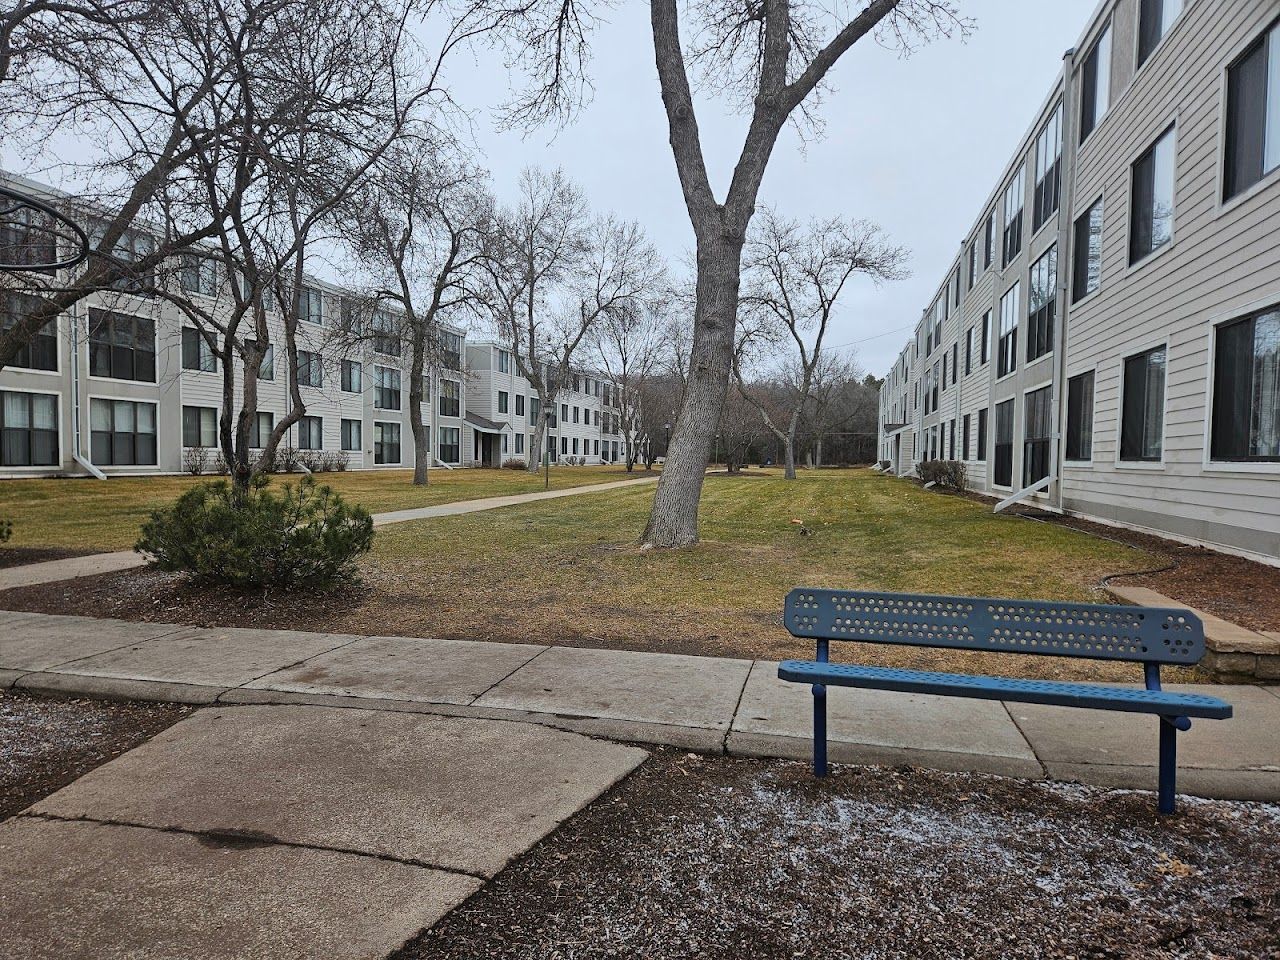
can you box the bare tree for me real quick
[592,293,671,472]
[345,143,492,484]
[733,209,905,478]
[474,0,965,545]
[480,167,663,471]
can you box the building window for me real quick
[1079,23,1112,143]
[1072,198,1104,303]
[438,379,460,417]
[246,340,274,381]
[1224,18,1280,201]
[498,349,511,373]
[962,414,971,461]
[340,419,360,453]
[1,391,58,466]
[297,350,323,388]
[374,421,401,464]
[250,411,273,448]
[88,310,155,382]
[560,435,568,455]
[181,327,217,372]
[1033,103,1063,232]
[179,254,219,297]
[371,310,400,357]
[373,365,401,411]
[980,311,991,365]
[515,394,525,417]
[993,399,1014,486]
[967,243,977,289]
[1066,372,1095,461]
[296,286,323,325]
[529,396,540,425]
[1211,306,1279,461]
[1137,0,1183,70]
[977,407,988,461]
[1023,386,1052,487]
[182,405,217,448]
[1130,125,1176,265]
[298,415,323,450]
[997,283,1020,378]
[572,436,579,455]
[983,212,994,269]
[951,343,958,385]
[1027,245,1057,363]
[1120,346,1167,461]
[341,359,362,393]
[438,425,459,463]
[1,293,57,372]
[90,398,156,465]
[515,432,524,454]
[0,207,56,274]
[498,390,508,414]
[439,330,462,370]
[1002,166,1025,267]
[964,328,974,376]
[89,226,156,295]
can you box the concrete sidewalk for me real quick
[0,474,658,591]
[3,610,1278,801]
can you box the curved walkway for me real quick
[2,610,1277,802]
[0,475,658,592]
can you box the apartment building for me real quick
[465,341,630,466]
[878,0,1280,564]
[0,171,482,476]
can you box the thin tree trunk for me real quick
[642,236,740,547]
[784,437,796,480]
[410,383,429,485]
[527,398,546,471]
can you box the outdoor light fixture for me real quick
[543,404,554,490]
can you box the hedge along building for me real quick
[878,0,1280,566]
[0,169,477,476]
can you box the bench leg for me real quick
[812,683,828,777]
[1158,718,1177,815]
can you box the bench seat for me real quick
[778,660,1233,719]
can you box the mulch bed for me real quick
[0,546,97,570]
[0,690,193,820]
[399,750,1280,960]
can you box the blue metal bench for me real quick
[778,589,1233,814]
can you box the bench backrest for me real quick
[785,589,1205,664]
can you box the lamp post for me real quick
[543,404,553,490]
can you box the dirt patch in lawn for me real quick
[0,567,1208,684]
[0,546,96,570]
[399,751,1280,960]
[0,690,192,819]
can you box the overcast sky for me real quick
[447,0,1098,376]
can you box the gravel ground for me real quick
[401,752,1280,960]
[0,690,192,819]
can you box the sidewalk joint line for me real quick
[721,660,755,756]
[1000,700,1047,778]
[223,632,370,698]
[469,644,553,705]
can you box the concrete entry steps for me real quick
[0,705,647,960]
[2,610,1278,802]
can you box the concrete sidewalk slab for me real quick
[476,645,753,730]
[31,705,647,877]
[247,634,546,705]
[369,476,657,526]
[729,661,1042,778]
[0,614,184,671]
[0,550,144,591]
[0,818,478,960]
[46,626,356,687]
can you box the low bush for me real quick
[317,451,348,472]
[137,474,374,590]
[502,457,527,470]
[916,459,968,491]
[183,447,210,476]
[0,519,11,543]
[274,445,301,473]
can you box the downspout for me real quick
[1052,45,1081,512]
[68,300,106,479]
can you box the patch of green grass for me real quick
[366,470,1162,673]
[0,465,644,551]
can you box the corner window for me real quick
[1120,346,1167,461]
[1137,0,1184,70]
[1211,306,1279,461]
[1066,372,1095,461]
[1033,103,1063,232]
[1130,126,1176,265]
[997,283,1020,378]
[1072,199,1104,303]
[1002,167,1026,267]
[1224,18,1280,201]
[1079,23,1112,143]
[1027,245,1057,363]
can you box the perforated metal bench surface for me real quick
[777,588,1234,814]
[776,661,1232,719]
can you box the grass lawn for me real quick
[0,465,643,551]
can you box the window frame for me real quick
[1079,21,1113,145]
[297,415,323,451]
[374,420,402,465]
[0,388,60,467]
[1071,196,1105,304]
[1128,123,1178,268]
[1205,303,1280,467]
[1136,0,1186,74]
[1065,370,1096,463]
[1117,343,1169,466]
[1221,15,1280,204]
[1026,244,1057,364]
[181,405,218,448]
[997,283,1020,380]
[87,309,156,384]
[88,396,157,466]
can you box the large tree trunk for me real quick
[526,403,546,472]
[784,437,797,480]
[410,385,429,486]
[641,235,741,547]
